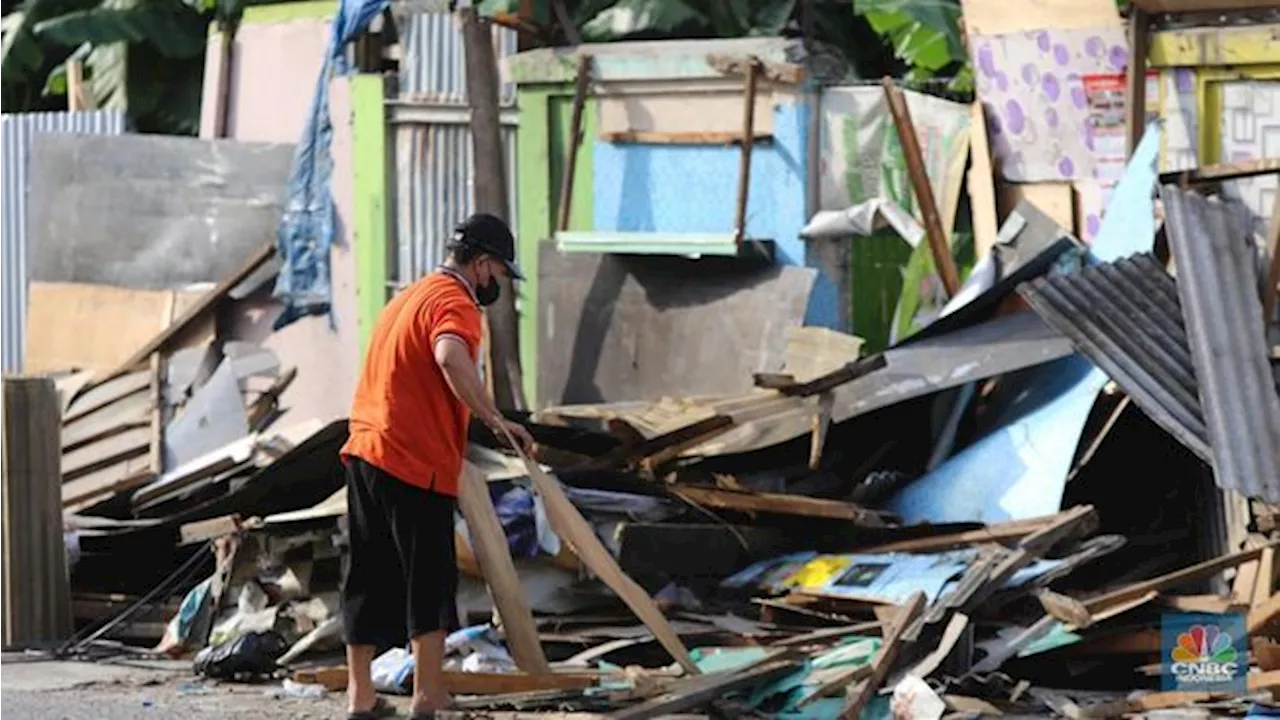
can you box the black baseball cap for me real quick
[455,212,523,280]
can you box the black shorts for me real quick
[341,457,460,648]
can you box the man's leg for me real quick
[409,630,451,713]
[341,458,406,716]
[390,482,460,716]
[346,644,378,713]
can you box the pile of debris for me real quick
[39,142,1280,718]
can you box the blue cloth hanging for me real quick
[272,0,390,329]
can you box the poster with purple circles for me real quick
[971,26,1129,183]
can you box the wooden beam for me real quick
[707,54,804,84]
[1105,670,1280,714]
[1162,157,1280,186]
[838,593,926,719]
[179,514,242,545]
[732,57,761,247]
[496,427,701,675]
[1250,592,1280,635]
[1125,8,1150,158]
[457,462,552,675]
[600,131,772,146]
[853,514,1059,554]
[556,55,591,233]
[769,621,883,648]
[1084,543,1278,614]
[608,658,798,720]
[671,485,886,527]
[808,390,833,470]
[881,77,961,296]
[461,7,526,411]
[776,354,887,398]
[293,666,602,695]
[968,102,1000,259]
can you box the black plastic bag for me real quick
[193,631,289,680]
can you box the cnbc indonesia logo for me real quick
[1169,624,1240,685]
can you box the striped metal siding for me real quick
[1,110,126,373]
[1161,185,1280,503]
[400,12,518,107]
[393,11,520,286]
[394,121,518,285]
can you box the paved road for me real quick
[1,658,359,719]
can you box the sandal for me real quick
[347,696,396,720]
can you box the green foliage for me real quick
[853,0,970,90]
[2,0,272,133]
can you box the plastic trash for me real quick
[272,679,327,700]
[193,630,289,680]
[371,647,415,694]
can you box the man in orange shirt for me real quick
[339,212,534,719]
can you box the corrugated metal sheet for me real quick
[1,110,125,373]
[393,121,518,285]
[1161,184,1280,503]
[1018,253,1210,461]
[399,11,518,106]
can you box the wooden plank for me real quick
[497,428,701,675]
[959,0,1119,35]
[55,371,95,416]
[837,593,926,719]
[1125,8,1150,158]
[63,371,152,423]
[707,54,803,84]
[148,354,163,475]
[769,621,882,648]
[1161,595,1242,614]
[961,506,1098,613]
[1250,592,1280,635]
[671,485,886,527]
[1163,157,1280,186]
[1131,0,1280,14]
[25,283,204,376]
[1256,547,1276,607]
[600,131,771,145]
[1115,669,1280,713]
[1084,543,1278,614]
[457,462,552,675]
[998,183,1075,235]
[293,666,602,695]
[733,57,760,247]
[61,426,152,480]
[179,514,242,545]
[100,243,276,383]
[557,55,591,233]
[882,77,960,296]
[853,515,1057,554]
[61,390,151,451]
[969,103,1000,259]
[908,612,970,679]
[808,391,833,470]
[589,416,732,472]
[1234,557,1261,606]
[608,658,797,720]
[776,354,887,398]
[61,455,153,508]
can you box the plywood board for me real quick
[969,103,1001,259]
[998,183,1075,236]
[598,90,775,137]
[25,283,206,375]
[960,0,1121,36]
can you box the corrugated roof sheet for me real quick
[1161,185,1280,502]
[1018,253,1211,461]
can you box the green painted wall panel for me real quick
[515,85,594,407]
[350,74,389,355]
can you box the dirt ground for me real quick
[0,656,374,720]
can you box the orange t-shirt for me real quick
[340,271,482,496]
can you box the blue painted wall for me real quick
[591,99,840,329]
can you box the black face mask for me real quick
[476,277,501,306]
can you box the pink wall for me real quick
[203,16,360,424]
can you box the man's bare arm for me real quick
[434,336,534,453]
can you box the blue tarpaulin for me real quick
[272,0,390,328]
